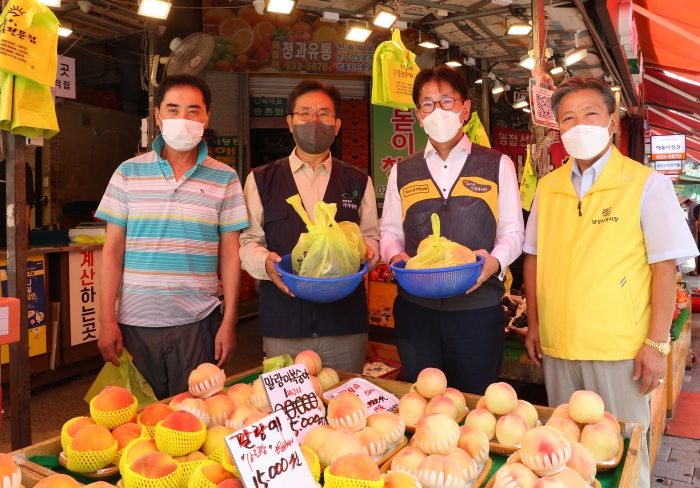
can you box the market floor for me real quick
[0,316,265,453]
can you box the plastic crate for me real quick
[342,100,368,118]
[342,134,369,152]
[343,118,369,134]
[343,151,369,168]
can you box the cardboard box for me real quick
[367,341,401,364]
[76,86,97,105]
[368,281,397,328]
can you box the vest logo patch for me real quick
[463,179,491,193]
[592,207,618,224]
[402,184,430,197]
[341,190,359,210]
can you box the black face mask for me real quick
[292,120,337,155]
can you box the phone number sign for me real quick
[651,134,686,162]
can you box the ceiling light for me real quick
[373,10,397,28]
[550,66,564,75]
[523,107,531,113]
[138,0,171,19]
[267,0,295,13]
[611,85,621,92]
[418,31,439,49]
[492,81,504,95]
[564,47,587,66]
[58,23,72,36]
[512,98,529,109]
[345,21,371,42]
[507,23,532,36]
[519,54,535,70]
[446,60,461,67]
[38,0,60,6]
[475,79,483,84]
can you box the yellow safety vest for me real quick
[536,146,654,360]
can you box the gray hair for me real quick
[550,77,616,122]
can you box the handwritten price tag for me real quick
[261,364,326,444]
[323,378,400,414]
[225,413,317,488]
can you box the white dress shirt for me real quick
[523,146,699,264]
[379,135,525,279]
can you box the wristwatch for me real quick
[644,338,671,356]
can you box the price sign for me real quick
[225,413,317,488]
[651,134,686,162]
[323,378,400,414]
[261,365,326,443]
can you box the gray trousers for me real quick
[543,355,650,488]
[263,333,368,374]
[119,311,219,400]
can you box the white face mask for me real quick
[159,116,207,152]
[561,116,613,161]
[421,107,464,143]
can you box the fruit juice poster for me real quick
[0,254,46,329]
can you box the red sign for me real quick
[491,126,569,181]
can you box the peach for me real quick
[113,423,143,450]
[226,383,253,406]
[532,477,570,488]
[520,426,571,477]
[329,453,381,481]
[131,451,178,478]
[566,441,597,484]
[475,397,487,410]
[226,404,261,430]
[445,448,478,483]
[599,411,621,437]
[398,392,428,426]
[464,409,497,440]
[205,395,236,427]
[316,367,340,391]
[568,391,604,425]
[250,378,271,412]
[93,386,134,412]
[425,395,457,420]
[177,398,211,427]
[514,400,539,429]
[188,363,226,398]
[139,403,175,427]
[414,455,464,488]
[187,451,208,461]
[301,425,335,456]
[580,423,619,462]
[484,382,518,415]
[493,463,539,488]
[366,412,406,447]
[327,392,368,432]
[507,451,522,465]
[243,412,270,427]
[355,426,387,459]
[550,404,573,421]
[545,416,581,444]
[84,482,116,488]
[391,447,427,476]
[415,368,447,399]
[66,417,96,437]
[294,350,323,376]
[126,439,158,464]
[414,413,460,455]
[318,428,364,468]
[217,480,245,488]
[34,474,81,488]
[552,467,587,488]
[201,426,235,456]
[0,453,20,488]
[457,425,490,466]
[201,463,235,484]
[161,410,205,433]
[310,375,324,396]
[496,413,530,446]
[169,392,196,410]
[71,425,115,452]
[442,388,467,418]
[382,471,422,488]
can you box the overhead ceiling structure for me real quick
[55,0,146,45]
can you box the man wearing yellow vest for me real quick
[523,77,698,487]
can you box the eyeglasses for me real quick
[418,97,465,113]
[292,111,336,123]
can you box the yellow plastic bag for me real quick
[405,214,476,269]
[262,354,293,373]
[464,111,491,148]
[372,29,419,110]
[84,349,158,408]
[0,0,59,86]
[520,148,537,211]
[0,71,59,138]
[287,194,366,278]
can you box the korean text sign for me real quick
[651,134,686,162]
[323,377,399,414]
[51,55,75,99]
[68,250,101,345]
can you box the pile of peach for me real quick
[398,368,468,426]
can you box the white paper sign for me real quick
[68,250,102,346]
[51,56,76,99]
[261,365,326,443]
[323,378,400,414]
[225,412,316,488]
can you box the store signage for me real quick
[51,56,76,99]
[250,97,287,118]
[0,253,47,330]
[651,134,686,162]
[68,250,102,346]
[214,136,238,168]
[225,412,316,488]
[323,378,399,414]
[260,364,326,443]
[492,126,567,180]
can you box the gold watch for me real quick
[644,338,671,356]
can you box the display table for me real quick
[9,367,645,488]
[667,308,692,418]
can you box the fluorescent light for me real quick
[267,0,294,13]
[523,107,531,113]
[550,66,564,75]
[58,26,72,36]
[492,81,504,95]
[565,47,587,66]
[373,11,397,28]
[512,98,528,109]
[138,0,171,19]
[446,60,461,67]
[663,71,700,87]
[507,23,532,36]
[418,31,439,49]
[475,79,483,84]
[611,85,621,92]
[519,54,535,70]
[345,24,371,42]
[39,0,60,6]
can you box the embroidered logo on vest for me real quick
[592,206,618,224]
[341,189,359,210]
[402,184,430,197]
[462,179,492,193]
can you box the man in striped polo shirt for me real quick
[95,75,249,399]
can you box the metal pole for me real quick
[614,90,621,149]
[531,0,546,145]
[147,19,156,150]
[6,133,31,450]
[481,58,490,140]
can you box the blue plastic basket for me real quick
[389,256,485,299]
[274,254,369,303]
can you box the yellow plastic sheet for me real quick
[405,214,476,269]
[0,71,58,138]
[464,111,491,148]
[520,148,537,212]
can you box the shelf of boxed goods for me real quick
[667,306,692,418]
[9,367,645,488]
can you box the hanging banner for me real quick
[51,55,75,99]
[68,249,102,346]
[492,126,568,181]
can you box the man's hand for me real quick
[214,321,237,368]
[97,317,123,367]
[466,250,500,294]
[525,322,543,367]
[265,252,295,297]
[389,252,410,265]
[633,344,668,395]
[364,238,380,269]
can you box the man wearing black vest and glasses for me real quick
[240,80,380,373]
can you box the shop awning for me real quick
[644,70,700,115]
[633,0,700,76]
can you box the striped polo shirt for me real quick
[95,135,249,327]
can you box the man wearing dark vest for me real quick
[379,67,524,394]
[240,80,380,373]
